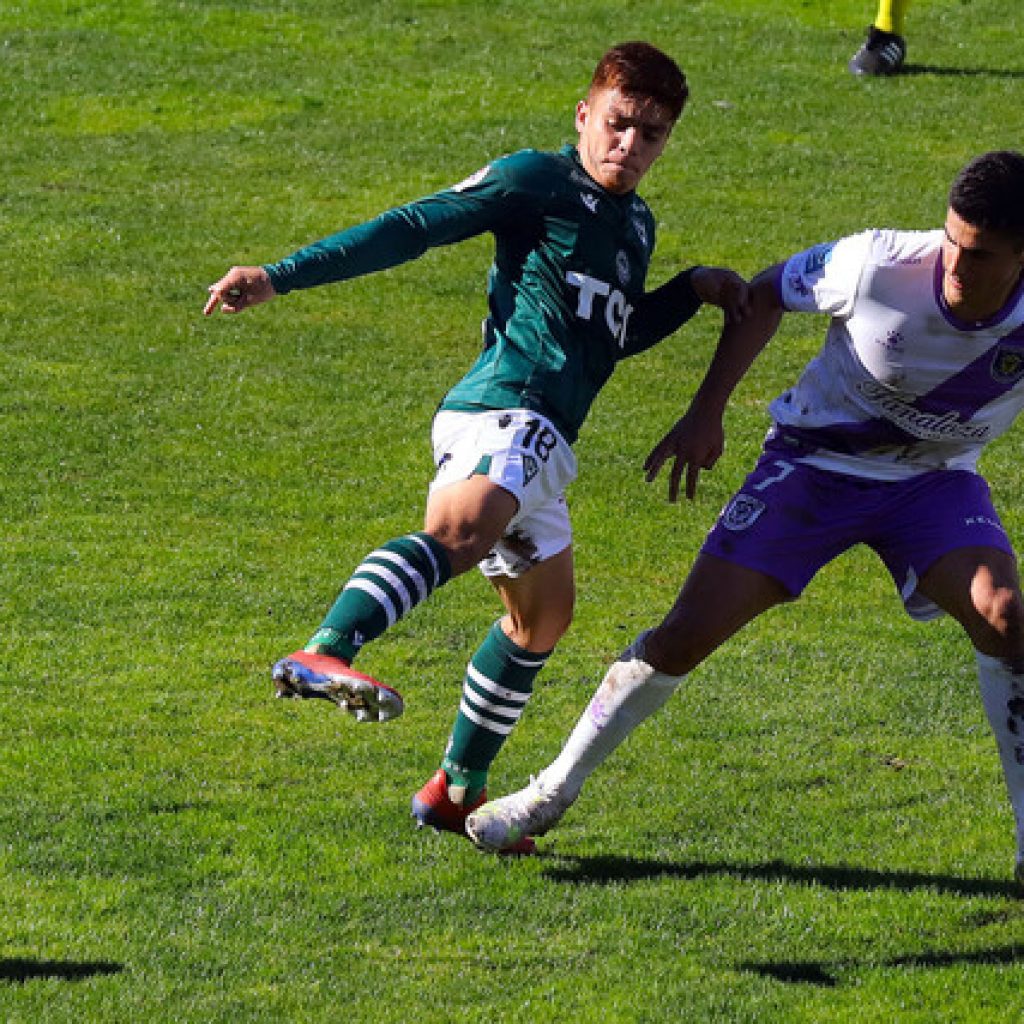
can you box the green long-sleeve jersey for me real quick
[265,145,703,443]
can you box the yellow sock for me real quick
[874,0,912,36]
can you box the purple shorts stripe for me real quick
[701,450,1014,612]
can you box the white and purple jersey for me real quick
[771,229,1024,480]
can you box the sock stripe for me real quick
[461,691,522,727]
[464,684,528,724]
[408,532,444,585]
[343,578,400,627]
[367,550,430,602]
[353,560,417,613]
[508,650,549,669]
[457,698,518,736]
[466,663,533,705]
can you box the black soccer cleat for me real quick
[848,25,907,76]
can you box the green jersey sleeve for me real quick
[263,161,525,294]
[620,267,703,357]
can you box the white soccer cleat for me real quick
[465,775,578,853]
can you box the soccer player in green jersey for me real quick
[204,41,749,853]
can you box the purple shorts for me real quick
[701,448,1015,621]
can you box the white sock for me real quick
[539,632,684,799]
[975,651,1024,865]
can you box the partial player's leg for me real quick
[849,0,912,75]
[439,548,573,798]
[413,536,574,853]
[916,545,1024,885]
[275,473,519,722]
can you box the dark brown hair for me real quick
[589,41,689,122]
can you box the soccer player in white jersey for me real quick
[468,151,1024,888]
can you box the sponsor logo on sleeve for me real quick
[803,243,835,275]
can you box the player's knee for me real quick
[424,526,494,577]
[505,600,573,653]
[971,578,1024,650]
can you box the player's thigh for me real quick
[429,409,576,518]
[873,469,1020,632]
[646,553,790,676]
[426,409,576,573]
[917,545,1024,657]
[423,474,520,574]
[491,546,575,652]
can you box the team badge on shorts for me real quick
[522,454,539,486]
[720,494,767,531]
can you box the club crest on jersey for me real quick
[720,494,766,532]
[615,250,631,286]
[580,192,599,213]
[523,454,539,486]
[990,345,1024,386]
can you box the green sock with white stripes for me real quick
[441,621,552,805]
[307,531,451,662]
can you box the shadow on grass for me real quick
[901,63,1024,79]
[543,853,1020,900]
[545,855,1024,987]
[742,945,1024,988]
[0,958,123,984]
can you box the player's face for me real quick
[575,86,675,194]
[941,208,1024,322]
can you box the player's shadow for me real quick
[543,853,1020,900]
[0,958,124,984]
[900,63,1024,79]
[545,856,1024,988]
[741,945,1024,988]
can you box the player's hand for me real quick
[643,403,725,502]
[203,266,276,316]
[691,266,752,325]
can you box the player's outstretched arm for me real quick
[645,263,785,502]
[203,265,276,316]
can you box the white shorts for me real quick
[430,409,577,578]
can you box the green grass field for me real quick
[4,1,1024,1020]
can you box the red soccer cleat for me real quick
[411,769,535,855]
[272,650,404,723]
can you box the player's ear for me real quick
[574,99,589,133]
